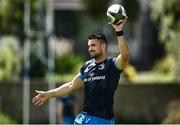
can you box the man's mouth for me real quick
[90,50,95,53]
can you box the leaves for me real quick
[150,0,180,81]
[0,0,23,35]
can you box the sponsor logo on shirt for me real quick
[84,75,105,82]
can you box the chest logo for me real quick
[84,63,96,72]
[98,63,105,70]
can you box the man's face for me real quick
[88,39,104,59]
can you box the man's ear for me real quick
[102,43,106,50]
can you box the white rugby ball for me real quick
[107,4,127,24]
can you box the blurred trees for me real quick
[0,0,46,79]
[0,36,21,80]
[0,0,180,81]
[55,54,84,74]
[0,0,46,39]
[150,0,180,81]
[0,0,24,40]
[81,0,109,20]
[0,0,85,80]
[0,37,21,80]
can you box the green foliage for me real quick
[0,0,47,36]
[132,71,174,84]
[0,36,21,81]
[54,74,75,83]
[123,64,137,82]
[153,55,175,75]
[0,112,17,124]
[131,56,175,83]
[55,53,84,74]
[0,0,23,36]
[150,0,180,81]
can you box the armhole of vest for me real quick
[79,72,84,80]
[113,58,124,73]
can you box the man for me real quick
[32,18,129,124]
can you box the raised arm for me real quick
[32,74,84,106]
[111,17,129,70]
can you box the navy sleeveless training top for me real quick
[79,57,123,119]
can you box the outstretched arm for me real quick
[111,17,129,70]
[32,74,84,106]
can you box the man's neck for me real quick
[95,54,108,63]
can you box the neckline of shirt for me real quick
[94,58,109,65]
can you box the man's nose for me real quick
[89,46,93,51]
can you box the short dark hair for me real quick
[88,33,108,44]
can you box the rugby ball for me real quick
[106,4,127,24]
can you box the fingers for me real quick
[34,99,44,106]
[38,101,45,106]
[32,95,45,106]
[32,95,39,104]
[32,90,46,106]
[121,16,128,24]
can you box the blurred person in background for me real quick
[32,17,129,124]
[57,94,78,124]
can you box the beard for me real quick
[89,51,102,59]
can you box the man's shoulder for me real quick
[106,57,116,63]
[80,59,95,73]
[84,59,95,66]
[107,57,124,72]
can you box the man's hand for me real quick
[110,16,128,31]
[110,16,129,70]
[32,90,50,106]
